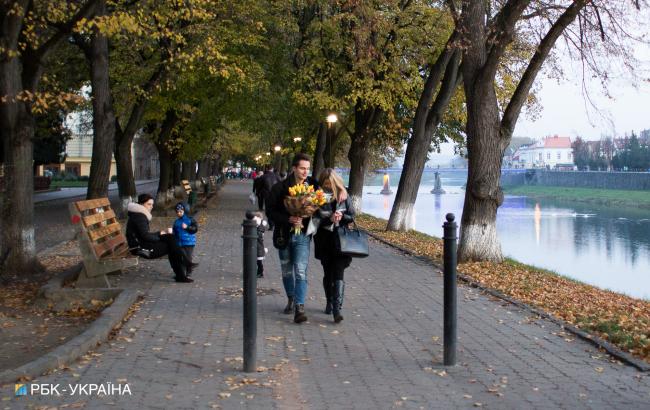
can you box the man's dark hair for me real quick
[138,193,154,204]
[265,165,274,172]
[291,153,311,167]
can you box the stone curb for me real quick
[363,230,650,372]
[0,284,141,385]
[35,263,123,311]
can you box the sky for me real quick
[424,19,650,164]
[514,53,650,141]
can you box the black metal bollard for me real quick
[443,213,458,366]
[242,211,258,372]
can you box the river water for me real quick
[350,169,650,300]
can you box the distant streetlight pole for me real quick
[325,114,338,168]
[291,137,302,162]
[273,144,282,173]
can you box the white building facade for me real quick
[510,135,574,169]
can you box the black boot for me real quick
[283,297,294,314]
[333,280,345,323]
[257,260,264,278]
[323,277,333,314]
[294,304,307,323]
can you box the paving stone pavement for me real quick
[5,181,649,409]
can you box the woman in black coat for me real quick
[314,168,354,323]
[126,194,193,283]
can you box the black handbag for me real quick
[335,223,369,258]
[273,225,289,249]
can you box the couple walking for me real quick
[267,153,354,324]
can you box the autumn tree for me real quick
[453,0,647,262]
[73,0,117,199]
[386,12,461,231]
[293,0,433,213]
[106,0,268,209]
[0,0,96,273]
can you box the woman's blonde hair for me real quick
[318,168,347,201]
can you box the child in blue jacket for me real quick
[173,202,198,275]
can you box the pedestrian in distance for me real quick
[258,165,280,228]
[253,171,265,212]
[314,168,354,323]
[173,202,199,276]
[126,194,193,283]
[251,211,269,278]
[267,153,318,324]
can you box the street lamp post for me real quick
[291,137,302,167]
[273,144,282,173]
[325,114,338,168]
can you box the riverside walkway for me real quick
[8,181,648,409]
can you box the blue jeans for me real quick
[278,233,311,305]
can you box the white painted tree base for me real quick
[350,194,363,215]
[458,222,503,262]
[387,204,414,231]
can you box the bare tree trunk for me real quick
[156,144,172,205]
[85,0,115,200]
[114,127,136,211]
[347,136,369,215]
[346,104,381,214]
[324,123,338,168]
[195,158,208,180]
[114,67,164,211]
[172,161,181,185]
[312,122,326,178]
[154,110,177,205]
[457,1,504,262]
[273,153,281,174]
[0,96,38,273]
[0,0,95,274]
[0,9,36,273]
[388,48,460,231]
[211,155,221,176]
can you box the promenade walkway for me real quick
[9,181,648,409]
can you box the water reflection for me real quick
[534,203,541,245]
[359,170,650,299]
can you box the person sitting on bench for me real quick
[126,193,193,283]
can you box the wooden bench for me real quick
[209,175,219,193]
[181,179,192,195]
[69,198,138,287]
[181,179,198,207]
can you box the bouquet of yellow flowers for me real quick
[285,183,328,234]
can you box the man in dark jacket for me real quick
[267,153,318,324]
[126,193,193,283]
[252,171,265,211]
[258,165,280,228]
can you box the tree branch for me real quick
[413,31,458,132]
[120,64,165,140]
[34,0,98,62]
[425,50,461,131]
[500,0,588,141]
[482,0,532,82]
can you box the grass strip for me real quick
[50,181,89,188]
[504,185,650,209]
[356,213,650,364]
